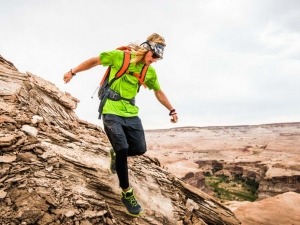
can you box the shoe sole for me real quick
[126,210,144,217]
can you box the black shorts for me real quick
[103,114,147,155]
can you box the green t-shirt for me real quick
[100,50,160,117]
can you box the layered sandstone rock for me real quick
[0,54,240,225]
[226,192,300,225]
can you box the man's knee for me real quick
[129,143,147,156]
[138,141,147,155]
[136,147,147,155]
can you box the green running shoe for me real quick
[110,148,116,174]
[121,188,143,216]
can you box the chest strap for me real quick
[107,88,135,105]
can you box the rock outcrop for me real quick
[0,54,240,225]
[226,192,300,225]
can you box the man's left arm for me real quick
[154,89,178,123]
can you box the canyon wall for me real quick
[145,124,300,199]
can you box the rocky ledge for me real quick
[0,55,240,225]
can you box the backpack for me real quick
[97,46,149,119]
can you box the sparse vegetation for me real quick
[205,175,259,201]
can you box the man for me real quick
[63,33,178,216]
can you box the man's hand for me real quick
[170,113,178,123]
[63,71,73,83]
[154,90,178,123]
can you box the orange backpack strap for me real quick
[139,64,149,88]
[126,64,149,92]
[100,67,110,85]
[99,49,131,86]
[115,50,131,78]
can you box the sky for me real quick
[1,0,300,129]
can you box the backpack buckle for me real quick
[111,93,121,101]
[107,89,121,101]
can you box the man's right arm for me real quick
[63,56,101,83]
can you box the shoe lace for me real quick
[127,195,138,206]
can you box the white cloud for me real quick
[1,0,300,129]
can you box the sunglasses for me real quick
[151,51,162,59]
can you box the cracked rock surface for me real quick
[0,55,240,225]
